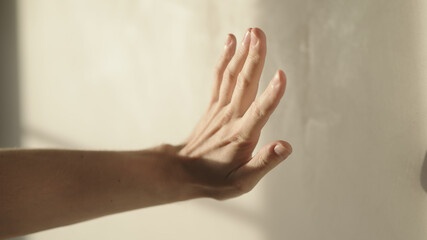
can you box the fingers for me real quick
[231,28,267,116]
[187,34,236,149]
[240,70,287,139]
[234,140,292,181]
[218,28,252,106]
[211,34,236,104]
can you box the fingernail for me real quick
[224,34,233,48]
[243,29,251,46]
[274,144,290,157]
[273,71,281,88]
[250,31,259,47]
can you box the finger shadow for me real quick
[420,150,427,192]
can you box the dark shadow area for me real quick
[0,0,21,148]
[1,0,25,239]
[421,151,427,192]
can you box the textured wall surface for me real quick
[17,0,427,239]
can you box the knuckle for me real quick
[257,153,270,169]
[251,101,265,119]
[229,132,256,149]
[237,73,251,90]
[248,53,261,64]
[224,68,237,81]
[229,132,248,144]
[218,106,234,125]
[213,65,222,78]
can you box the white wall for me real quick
[17,0,427,239]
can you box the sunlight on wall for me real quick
[16,0,427,239]
[18,1,267,240]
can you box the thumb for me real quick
[236,140,292,181]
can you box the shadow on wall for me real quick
[257,0,425,239]
[0,0,20,148]
[1,0,24,239]
[421,151,427,192]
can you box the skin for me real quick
[0,28,292,239]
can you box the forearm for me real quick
[0,148,199,238]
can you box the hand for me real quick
[177,28,292,200]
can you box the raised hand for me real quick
[178,28,292,200]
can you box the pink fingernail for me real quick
[243,29,251,45]
[250,31,259,47]
[273,71,281,88]
[224,34,233,48]
[274,144,289,157]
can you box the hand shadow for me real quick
[420,150,427,192]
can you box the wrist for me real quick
[135,146,207,203]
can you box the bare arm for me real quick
[0,148,198,238]
[0,28,292,239]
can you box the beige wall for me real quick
[17,0,427,239]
